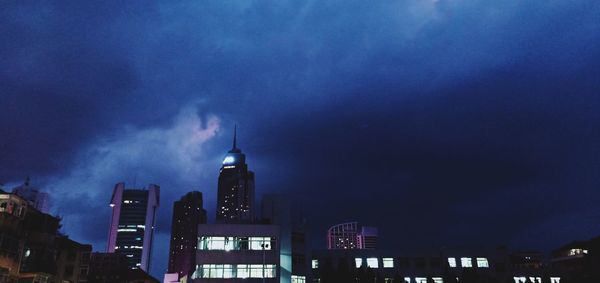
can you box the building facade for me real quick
[167,191,207,279]
[310,248,563,283]
[216,127,255,223]
[55,236,92,283]
[107,182,160,272]
[0,189,91,283]
[192,224,281,282]
[327,222,378,250]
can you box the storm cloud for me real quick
[2,0,600,278]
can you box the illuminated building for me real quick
[216,127,255,223]
[167,191,207,279]
[191,224,280,282]
[107,182,160,272]
[327,222,378,250]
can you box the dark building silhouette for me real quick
[216,127,255,223]
[88,252,160,283]
[167,191,207,278]
[0,189,91,283]
[107,183,160,272]
[55,236,92,283]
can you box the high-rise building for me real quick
[326,222,378,250]
[167,191,207,278]
[107,182,159,272]
[216,127,255,223]
[12,177,50,213]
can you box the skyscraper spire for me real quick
[233,124,237,150]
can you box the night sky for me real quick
[2,0,600,279]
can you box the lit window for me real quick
[383,258,394,268]
[461,257,472,268]
[404,277,411,283]
[292,275,306,283]
[476,257,489,268]
[312,260,319,269]
[366,258,378,268]
[237,264,249,278]
[415,278,427,283]
[355,258,363,268]
[448,257,457,268]
[432,278,443,283]
[250,264,263,278]
[513,277,526,283]
[250,237,272,250]
[223,264,234,278]
[223,156,235,164]
[568,248,587,256]
[550,277,561,283]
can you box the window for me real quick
[292,275,306,283]
[550,277,561,283]
[198,236,275,251]
[249,264,263,278]
[237,264,249,278]
[383,258,394,268]
[432,278,443,283]
[250,237,272,250]
[476,257,489,268]
[223,264,234,278]
[366,258,378,268]
[355,258,363,268]
[312,260,319,269]
[197,264,275,279]
[404,278,411,283]
[415,278,427,283]
[461,257,472,268]
[448,258,457,267]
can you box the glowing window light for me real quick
[355,258,363,268]
[448,257,457,268]
[366,258,378,268]
[223,156,235,164]
[461,257,473,268]
[476,257,489,268]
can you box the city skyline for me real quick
[2,0,600,281]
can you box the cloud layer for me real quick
[2,0,600,278]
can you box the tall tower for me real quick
[167,191,207,278]
[107,182,160,272]
[216,126,255,223]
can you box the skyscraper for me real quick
[167,191,207,278]
[216,127,255,223]
[107,182,159,272]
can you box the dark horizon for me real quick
[2,0,600,279]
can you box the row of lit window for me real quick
[193,264,276,279]
[198,236,274,251]
[292,275,306,283]
[354,258,394,268]
[447,257,488,268]
[114,245,143,250]
[513,277,560,283]
[312,257,490,270]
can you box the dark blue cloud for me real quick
[2,0,600,278]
